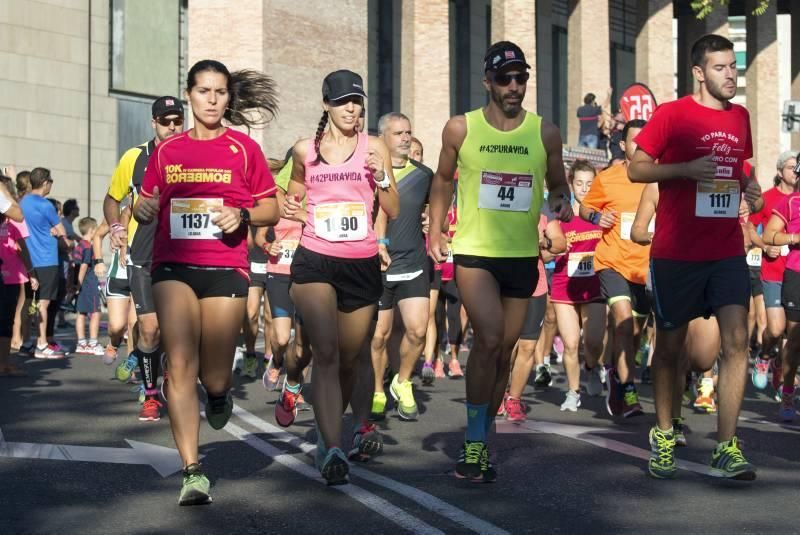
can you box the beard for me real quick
[705,76,736,101]
[490,85,524,117]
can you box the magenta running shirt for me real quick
[301,133,378,258]
[550,215,602,304]
[772,192,800,272]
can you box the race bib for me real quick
[478,171,533,212]
[278,239,299,265]
[567,252,595,278]
[619,212,655,240]
[314,202,367,242]
[695,181,739,218]
[746,248,762,267]
[250,262,267,274]
[170,198,223,240]
[386,270,423,282]
[781,244,790,257]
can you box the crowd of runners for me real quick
[2,33,800,505]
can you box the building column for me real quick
[535,0,554,122]
[746,0,779,185]
[492,0,537,112]
[635,0,674,105]
[401,0,450,171]
[676,6,729,97]
[792,0,800,149]
[567,0,610,147]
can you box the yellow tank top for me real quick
[453,109,546,258]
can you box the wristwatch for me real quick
[239,207,251,226]
[375,169,391,190]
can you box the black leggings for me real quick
[437,280,462,348]
[0,281,19,337]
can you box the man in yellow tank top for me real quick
[428,41,572,483]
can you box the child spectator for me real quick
[74,217,103,355]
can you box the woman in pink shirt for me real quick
[283,70,399,484]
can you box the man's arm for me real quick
[0,182,23,222]
[628,149,716,184]
[428,116,465,262]
[541,121,572,221]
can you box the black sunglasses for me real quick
[156,117,184,127]
[491,72,530,86]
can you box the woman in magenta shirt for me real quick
[283,70,399,485]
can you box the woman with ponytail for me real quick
[133,59,280,505]
[282,70,399,485]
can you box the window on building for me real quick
[610,0,637,109]
[449,0,491,116]
[367,0,401,134]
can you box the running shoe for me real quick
[599,365,608,386]
[709,437,756,480]
[262,357,281,390]
[622,384,643,418]
[586,366,603,397]
[505,396,526,423]
[90,343,105,356]
[347,421,383,462]
[560,390,581,412]
[771,357,783,392]
[296,392,311,411]
[552,336,564,363]
[455,440,485,481]
[672,417,687,447]
[605,368,623,416]
[421,362,435,386]
[116,353,138,382]
[448,359,464,378]
[275,381,300,428]
[390,374,418,420]
[316,440,349,486]
[74,341,92,355]
[178,463,212,506]
[231,346,244,374]
[693,379,716,413]
[17,343,34,358]
[139,398,163,422]
[132,383,145,403]
[534,363,552,387]
[205,391,233,430]
[648,426,677,479]
[779,388,796,423]
[48,342,66,353]
[479,444,497,483]
[370,391,387,421]
[102,344,118,365]
[751,356,770,390]
[434,359,446,379]
[640,366,652,385]
[497,392,508,417]
[242,356,259,379]
[634,341,650,367]
[34,344,65,360]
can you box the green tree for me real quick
[691,0,771,19]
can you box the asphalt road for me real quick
[1,328,798,534]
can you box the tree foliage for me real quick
[691,0,771,19]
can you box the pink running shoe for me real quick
[448,359,464,378]
[505,397,526,423]
[497,392,508,417]
[434,359,446,379]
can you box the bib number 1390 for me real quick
[314,202,368,242]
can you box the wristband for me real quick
[376,169,391,190]
[93,259,104,266]
[590,211,602,226]
[377,238,390,246]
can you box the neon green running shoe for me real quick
[370,391,387,421]
[116,354,138,382]
[242,356,259,379]
[648,426,677,479]
[709,437,756,480]
[178,463,212,506]
[389,374,418,421]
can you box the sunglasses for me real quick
[156,117,184,127]
[491,72,530,86]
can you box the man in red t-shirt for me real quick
[746,151,798,390]
[628,34,762,481]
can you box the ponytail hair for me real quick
[311,110,329,166]
[187,60,279,129]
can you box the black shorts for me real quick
[290,246,382,313]
[782,269,800,322]
[105,276,131,299]
[267,273,294,318]
[520,294,548,340]
[249,262,268,288]
[651,256,750,330]
[598,268,650,317]
[30,265,60,301]
[378,267,431,311]
[454,255,537,299]
[429,259,442,291]
[0,282,20,337]
[128,264,156,315]
[749,267,763,297]
[151,264,249,300]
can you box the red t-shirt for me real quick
[749,187,789,282]
[141,129,276,271]
[634,96,753,261]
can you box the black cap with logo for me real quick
[322,70,367,101]
[483,41,531,73]
[151,96,184,118]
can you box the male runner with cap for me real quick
[104,96,185,422]
[429,41,571,482]
[629,34,761,480]
[369,112,433,421]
